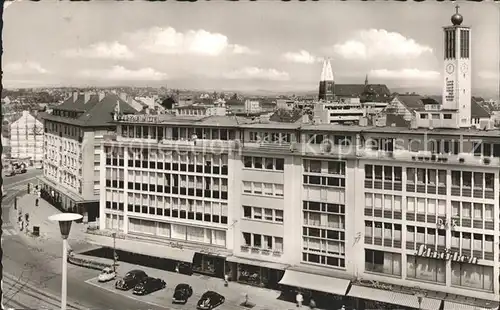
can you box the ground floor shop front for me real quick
[225,255,287,289]
[38,176,99,222]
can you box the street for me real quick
[2,170,167,310]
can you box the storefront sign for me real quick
[415,244,478,264]
[436,218,457,230]
[116,114,159,123]
[357,279,393,291]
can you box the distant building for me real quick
[175,105,227,117]
[244,100,261,114]
[10,110,44,165]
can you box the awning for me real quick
[226,256,289,270]
[348,285,442,310]
[278,269,350,296]
[86,234,195,263]
[444,300,498,310]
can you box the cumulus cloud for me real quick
[333,29,433,60]
[5,62,49,74]
[223,67,290,81]
[478,70,499,80]
[282,50,320,64]
[79,65,167,81]
[370,68,440,80]
[128,27,256,56]
[62,41,134,59]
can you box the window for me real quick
[243,232,251,246]
[243,206,252,218]
[243,181,252,193]
[264,209,273,221]
[275,158,284,171]
[365,250,401,276]
[275,210,283,222]
[407,255,446,283]
[244,156,252,168]
[253,208,262,220]
[275,237,283,252]
[253,234,262,247]
[451,263,493,291]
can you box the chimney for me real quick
[98,92,105,101]
[84,92,91,104]
[73,92,79,103]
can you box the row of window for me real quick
[108,159,229,176]
[303,160,346,176]
[243,156,284,171]
[303,175,346,188]
[303,201,345,214]
[365,165,402,182]
[407,168,447,186]
[242,206,283,223]
[303,238,345,257]
[121,125,237,142]
[365,250,493,291]
[242,181,284,197]
[303,211,345,230]
[451,171,494,190]
[128,217,226,247]
[451,201,494,221]
[302,252,345,268]
[248,131,293,144]
[306,134,352,146]
[241,232,283,252]
[302,227,345,241]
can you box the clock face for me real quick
[461,63,469,74]
[446,64,455,74]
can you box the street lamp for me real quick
[48,213,83,310]
[415,291,426,310]
[112,232,117,273]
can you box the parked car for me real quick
[98,267,116,282]
[132,277,166,295]
[197,291,225,310]
[115,270,147,291]
[172,283,193,304]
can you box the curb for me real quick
[67,252,116,271]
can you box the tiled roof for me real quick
[471,98,491,118]
[396,94,425,111]
[385,114,411,128]
[43,93,137,127]
[269,108,305,123]
[334,84,391,102]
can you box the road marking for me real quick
[84,277,170,309]
[4,176,38,190]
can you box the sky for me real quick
[3,1,499,97]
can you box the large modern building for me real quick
[10,110,44,165]
[90,8,500,310]
[39,92,137,222]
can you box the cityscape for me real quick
[1,1,500,310]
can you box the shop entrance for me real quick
[192,253,225,278]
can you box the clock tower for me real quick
[442,5,472,127]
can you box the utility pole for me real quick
[112,232,117,273]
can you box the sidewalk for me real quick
[9,193,88,251]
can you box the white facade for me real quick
[10,110,44,163]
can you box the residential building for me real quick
[10,110,44,165]
[90,8,499,310]
[174,105,227,117]
[244,100,261,114]
[39,92,136,222]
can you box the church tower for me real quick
[319,58,335,101]
[442,5,472,127]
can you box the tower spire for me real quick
[320,58,334,81]
[365,74,369,86]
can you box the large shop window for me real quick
[451,263,493,291]
[365,250,401,276]
[407,255,445,283]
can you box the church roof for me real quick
[320,59,334,81]
[334,84,391,102]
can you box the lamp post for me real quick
[415,291,426,310]
[112,232,117,273]
[48,213,83,310]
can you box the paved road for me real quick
[3,168,42,190]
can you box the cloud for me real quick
[478,70,499,80]
[79,66,167,81]
[223,67,290,81]
[333,29,433,60]
[128,26,256,56]
[283,50,319,64]
[5,62,49,74]
[230,44,259,55]
[62,41,134,59]
[370,68,440,80]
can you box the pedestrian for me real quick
[35,198,39,207]
[296,291,303,308]
[18,220,23,231]
[309,298,316,309]
[175,263,180,273]
[224,273,229,287]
